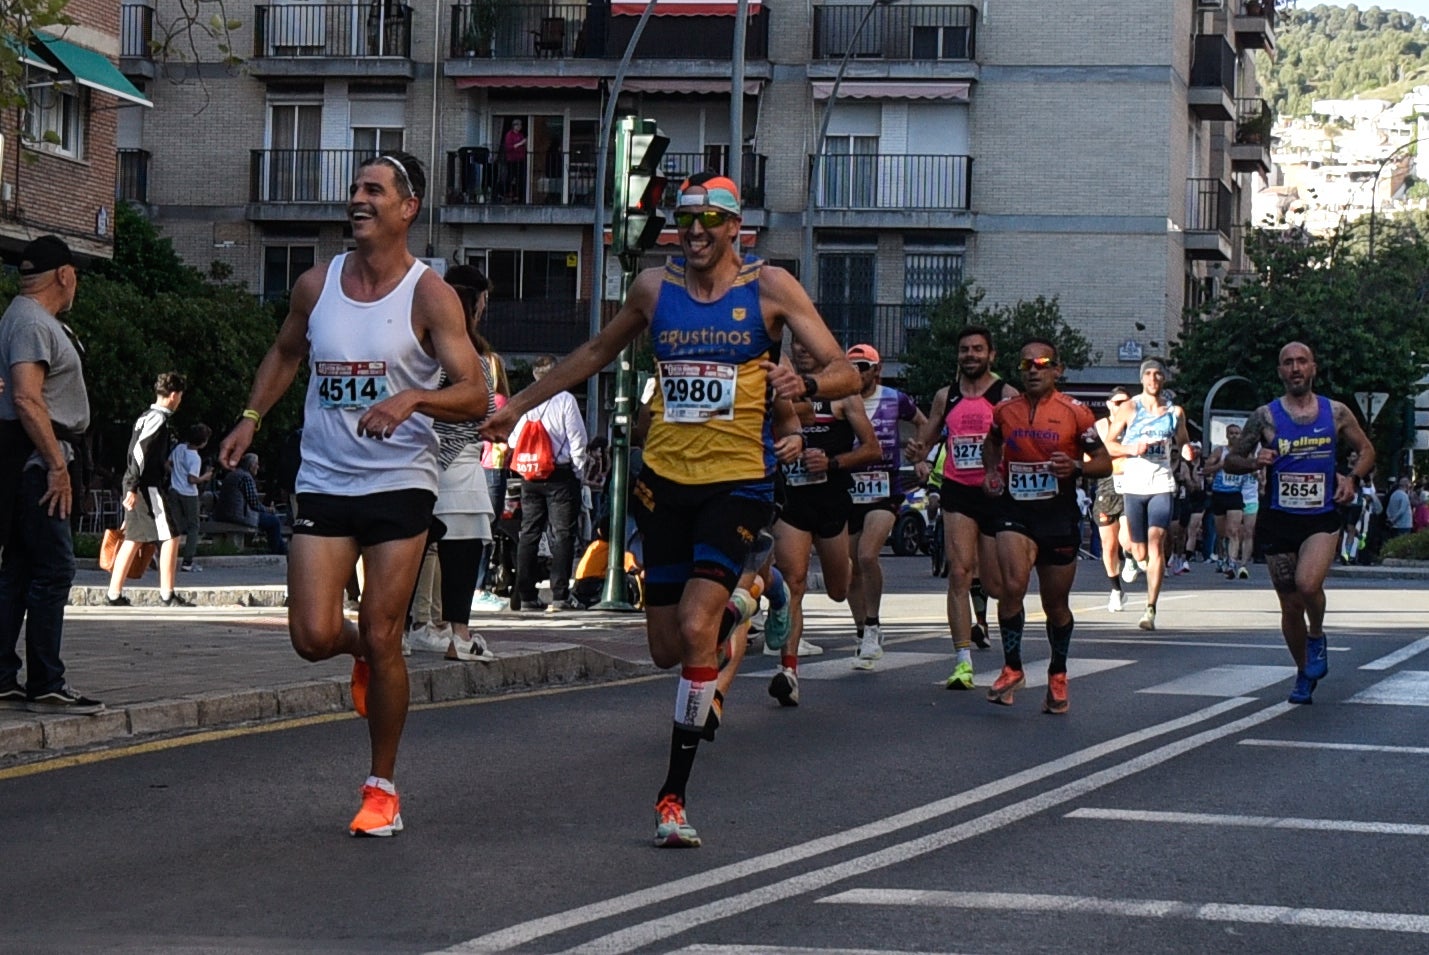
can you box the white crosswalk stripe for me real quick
[1139,664,1296,698]
[1346,670,1429,706]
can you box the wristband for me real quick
[827,455,841,473]
[241,409,262,431]
[800,374,819,400]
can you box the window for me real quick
[352,127,403,156]
[818,252,876,344]
[267,103,322,201]
[904,251,963,331]
[25,84,87,158]
[263,244,316,303]
[911,24,970,60]
[818,136,878,209]
[476,249,579,301]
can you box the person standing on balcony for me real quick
[218,151,489,838]
[481,174,859,848]
[501,118,528,203]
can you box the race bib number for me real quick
[1277,472,1326,510]
[850,470,891,504]
[1008,461,1058,501]
[784,457,826,487]
[1111,474,1125,494]
[950,434,985,471]
[316,361,389,411]
[660,361,737,423]
[1142,440,1169,465]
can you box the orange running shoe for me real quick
[654,793,701,848]
[986,665,1025,706]
[351,657,370,718]
[349,783,403,837]
[1043,671,1069,715]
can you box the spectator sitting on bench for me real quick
[216,453,287,555]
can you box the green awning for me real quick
[32,33,150,107]
[3,34,57,72]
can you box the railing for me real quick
[1234,97,1272,144]
[116,148,151,204]
[1190,35,1235,95]
[810,154,971,211]
[250,149,374,203]
[1186,178,1233,238]
[254,3,413,59]
[484,300,611,354]
[120,4,154,58]
[445,148,767,208]
[448,2,767,59]
[1241,0,1276,26]
[818,303,935,360]
[813,3,976,60]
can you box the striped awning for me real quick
[812,81,971,102]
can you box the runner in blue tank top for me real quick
[1222,342,1374,705]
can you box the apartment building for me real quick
[117,0,1271,386]
[1,0,150,264]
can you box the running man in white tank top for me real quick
[218,152,489,838]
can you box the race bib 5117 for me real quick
[1008,461,1058,501]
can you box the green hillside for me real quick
[1261,4,1429,116]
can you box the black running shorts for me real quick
[293,489,435,547]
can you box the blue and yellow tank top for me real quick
[1268,396,1337,516]
[645,255,776,485]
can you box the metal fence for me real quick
[811,154,971,211]
[819,303,934,360]
[250,149,374,203]
[254,3,413,58]
[812,3,976,60]
[1186,178,1233,238]
[484,300,616,354]
[449,2,767,59]
[120,4,153,58]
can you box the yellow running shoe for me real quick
[944,659,976,690]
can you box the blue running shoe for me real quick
[1288,671,1317,705]
[763,580,792,651]
[1304,635,1329,681]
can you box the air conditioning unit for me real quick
[418,256,448,277]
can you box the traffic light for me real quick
[612,116,669,258]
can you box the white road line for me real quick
[431,697,1258,955]
[1081,638,1349,652]
[1347,671,1429,707]
[670,947,969,955]
[818,889,1429,936]
[743,652,950,680]
[546,703,1291,955]
[1361,636,1429,671]
[1241,739,1429,756]
[1139,664,1296,698]
[1065,807,1429,836]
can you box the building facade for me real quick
[116,0,1271,385]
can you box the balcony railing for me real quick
[813,4,976,60]
[445,147,767,208]
[1234,97,1272,144]
[818,303,935,360]
[810,154,971,211]
[1186,178,1233,238]
[484,300,613,354]
[120,4,154,58]
[254,3,413,59]
[250,149,375,204]
[1190,35,1235,96]
[116,148,151,204]
[448,2,767,59]
[1240,0,1276,27]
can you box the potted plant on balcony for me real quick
[1237,102,1274,146]
[461,0,501,56]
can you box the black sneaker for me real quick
[27,686,105,715]
[0,684,28,711]
[160,592,195,608]
[970,623,991,650]
[519,597,548,612]
[105,594,132,607]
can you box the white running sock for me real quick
[365,775,397,794]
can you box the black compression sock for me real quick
[658,724,702,802]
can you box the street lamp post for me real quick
[1368,137,1419,260]
[801,0,898,295]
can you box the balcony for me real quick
[250,3,416,79]
[812,3,976,79]
[248,149,369,221]
[1185,178,1233,261]
[1230,97,1273,174]
[446,2,768,78]
[442,148,767,227]
[120,4,155,78]
[484,300,612,355]
[818,303,934,360]
[810,154,971,229]
[1232,0,1276,55]
[1188,35,1235,123]
[116,149,151,205]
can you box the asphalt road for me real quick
[3,561,1427,955]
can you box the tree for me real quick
[1170,222,1429,472]
[1,0,71,114]
[902,281,1099,404]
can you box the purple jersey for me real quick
[856,385,921,498]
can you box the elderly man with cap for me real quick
[1101,358,1192,631]
[482,171,858,848]
[0,236,102,714]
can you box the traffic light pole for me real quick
[594,263,640,611]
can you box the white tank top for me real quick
[297,254,441,496]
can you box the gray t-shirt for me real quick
[0,295,91,465]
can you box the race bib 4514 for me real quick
[316,361,389,411]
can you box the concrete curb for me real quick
[69,585,289,608]
[0,645,654,763]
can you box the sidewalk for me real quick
[0,557,658,764]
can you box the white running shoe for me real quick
[853,624,884,670]
[406,625,454,654]
[1107,590,1126,612]
[448,631,497,662]
[1121,556,1142,583]
[763,637,825,657]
